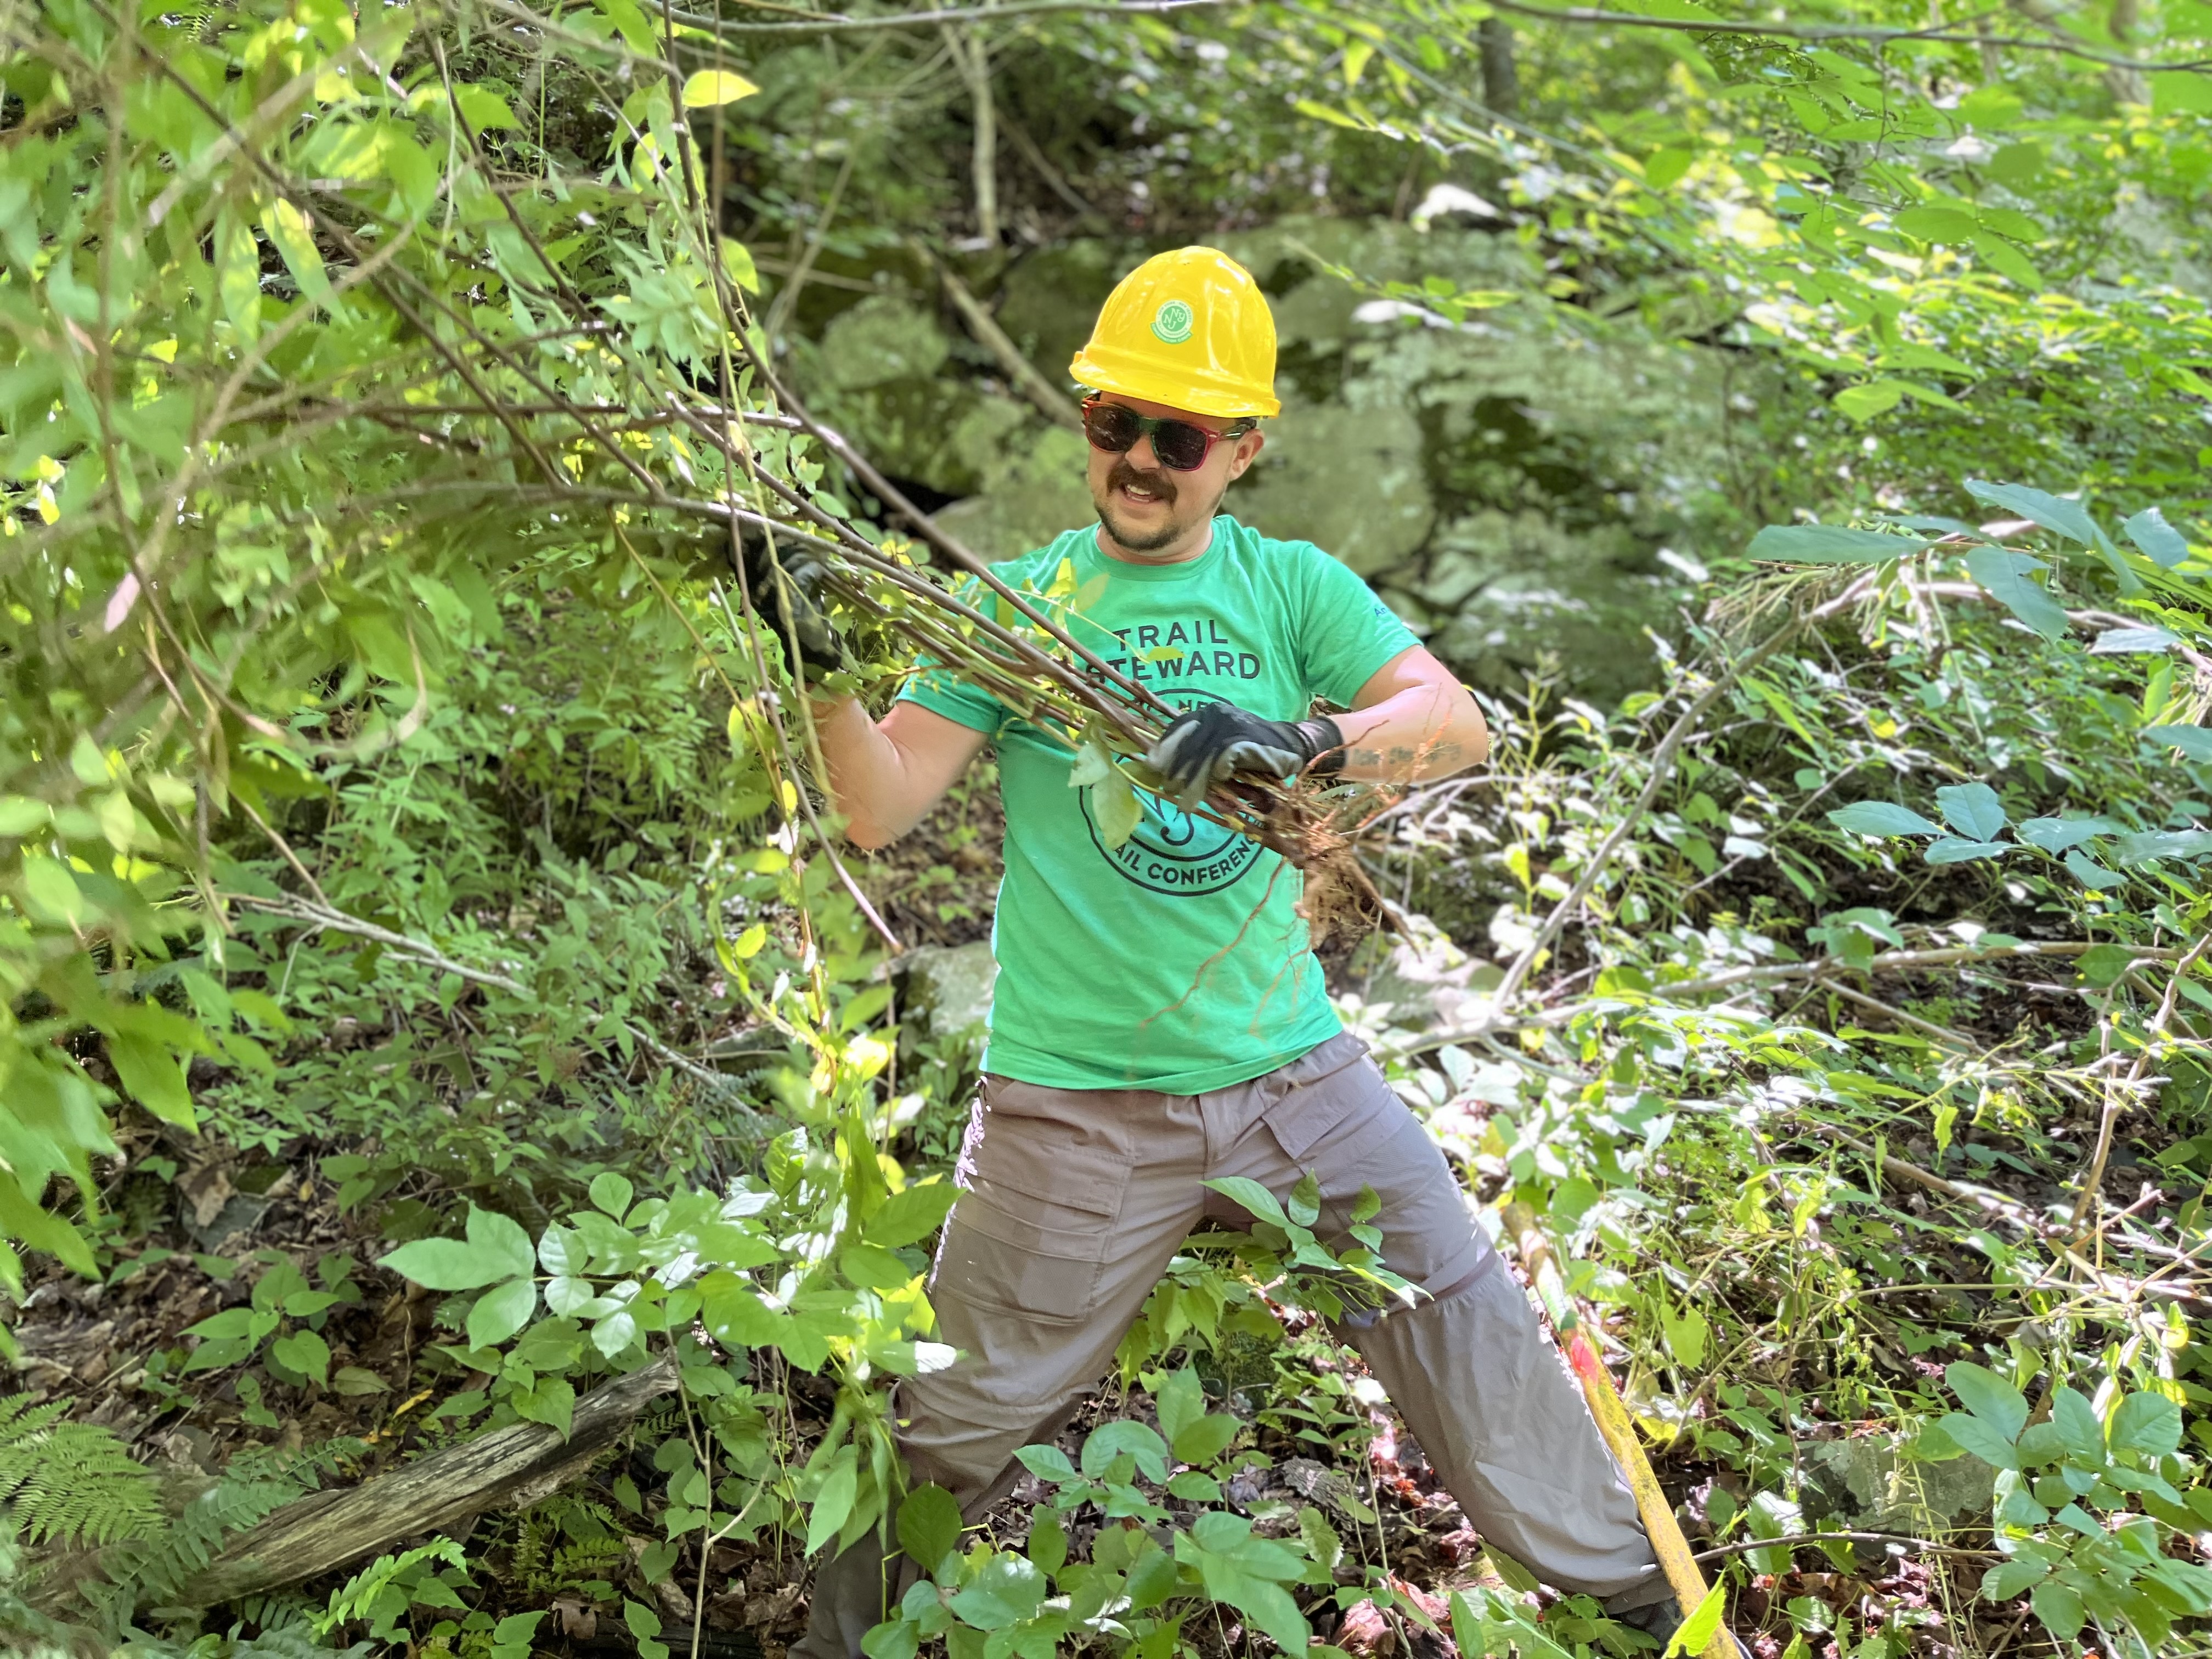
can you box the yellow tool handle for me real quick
[1502,1203,1730,1659]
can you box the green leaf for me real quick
[1155,1365,1205,1445]
[1171,1414,1239,1466]
[1660,1300,1708,1369]
[1973,232,2045,290]
[865,1181,960,1248]
[947,1552,1048,1628]
[1747,524,1930,563]
[2016,817,2115,853]
[806,1451,859,1554]
[332,1365,391,1396]
[2064,849,2128,889]
[2145,725,2212,762]
[1201,1176,1289,1228]
[268,1327,330,1387]
[467,1277,538,1350]
[590,1171,634,1219]
[108,1031,196,1128]
[1828,802,1943,837]
[897,1484,963,1576]
[1833,380,1909,421]
[1962,480,2103,548]
[681,70,760,107]
[1663,1582,1726,1658]
[2051,1387,2104,1460]
[1092,766,1142,849]
[1894,206,1977,244]
[1934,1411,2016,1468]
[1934,782,2006,840]
[2111,1391,2183,1457]
[1963,546,2069,640]
[2030,1582,2085,1641]
[839,1242,915,1290]
[1924,837,2008,865]
[259,198,334,311]
[2123,506,2190,568]
[1080,1420,1169,1482]
[1948,1362,2028,1438]
[381,1207,533,1291]
[1982,1556,2050,1600]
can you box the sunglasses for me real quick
[1080,395,1255,473]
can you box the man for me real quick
[787,248,1683,1657]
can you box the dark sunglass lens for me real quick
[1152,420,1213,471]
[1084,403,1141,452]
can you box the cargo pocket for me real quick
[1257,1035,1393,1164]
[934,1104,1131,1325]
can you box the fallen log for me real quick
[179,1356,678,1606]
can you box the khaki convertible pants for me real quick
[793,1034,1664,1657]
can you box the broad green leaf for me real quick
[1893,206,1977,244]
[1154,1365,1205,1445]
[2110,1391,2183,1457]
[108,1031,196,1128]
[1747,523,1929,563]
[1171,1413,1239,1466]
[2030,1582,2085,1641]
[590,1171,634,1219]
[896,1484,963,1576]
[1982,1556,2049,1600]
[2016,817,2114,853]
[701,1269,788,1347]
[2050,1387,2104,1460]
[467,1277,538,1349]
[259,198,334,311]
[1832,380,1908,421]
[382,1212,527,1291]
[1934,782,2006,839]
[1827,802,1943,837]
[1092,766,1142,848]
[2065,849,2127,889]
[1932,1412,2015,1467]
[1080,1420,1169,1482]
[839,1242,915,1290]
[864,1180,960,1248]
[1202,1176,1289,1228]
[2145,725,2212,761]
[1947,1361,2028,1438]
[269,1328,331,1387]
[681,70,760,108]
[947,1551,1047,1628]
[2124,506,2190,567]
[1664,1583,1726,1658]
[1660,1300,1708,1369]
[1963,546,2069,640]
[1962,480,2103,548]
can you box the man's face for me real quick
[1087,393,1266,556]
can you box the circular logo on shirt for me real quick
[1151,300,1195,345]
[1077,690,1266,896]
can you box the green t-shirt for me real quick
[899,515,1420,1092]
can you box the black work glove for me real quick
[732,523,849,678]
[1146,702,1345,808]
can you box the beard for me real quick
[1093,457,1189,552]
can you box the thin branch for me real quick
[661,0,2212,71]
[1692,1531,1995,1563]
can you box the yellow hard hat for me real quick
[1068,246,1281,421]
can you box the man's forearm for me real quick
[1331,684,1488,782]
[806,695,986,849]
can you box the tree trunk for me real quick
[1479,17,1519,117]
[178,1357,678,1607]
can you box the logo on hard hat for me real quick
[1151,300,1195,344]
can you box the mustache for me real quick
[1107,456,1177,504]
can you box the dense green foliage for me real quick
[2,0,2211,1656]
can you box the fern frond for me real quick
[0,1392,161,1548]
